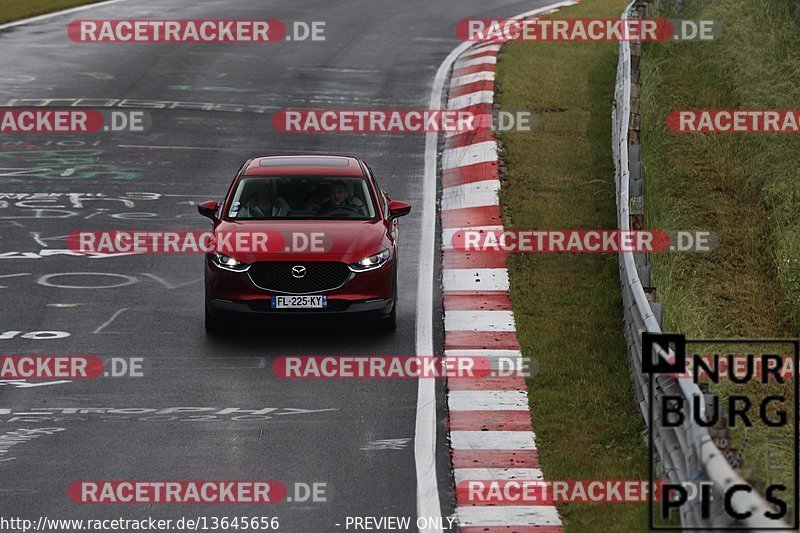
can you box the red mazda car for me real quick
[198,155,411,332]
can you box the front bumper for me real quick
[207,297,393,317]
[206,256,394,298]
[205,255,396,318]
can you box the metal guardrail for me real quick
[612,0,787,528]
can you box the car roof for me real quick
[242,155,365,177]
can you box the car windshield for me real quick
[227,176,378,220]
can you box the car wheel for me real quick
[380,299,397,331]
[378,270,398,331]
[205,302,224,333]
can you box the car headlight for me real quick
[211,252,250,272]
[349,248,391,272]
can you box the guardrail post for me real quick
[627,5,656,295]
[614,0,784,527]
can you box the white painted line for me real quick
[442,225,503,249]
[457,505,562,526]
[93,308,130,334]
[120,145,340,153]
[455,55,497,69]
[445,351,524,371]
[460,44,502,58]
[541,0,580,13]
[448,390,529,411]
[0,0,126,31]
[441,180,501,211]
[454,468,544,483]
[162,194,220,197]
[451,71,495,87]
[470,40,504,49]
[0,272,30,289]
[442,268,509,292]
[417,20,479,533]
[450,430,536,450]
[140,274,202,290]
[442,141,497,170]
[445,354,522,372]
[285,66,382,74]
[118,145,233,151]
[0,380,71,388]
[414,37,462,43]
[447,91,494,110]
[445,349,522,358]
[444,310,516,332]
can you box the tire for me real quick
[377,266,398,331]
[377,300,397,331]
[205,302,224,333]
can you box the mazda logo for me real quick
[291,265,306,278]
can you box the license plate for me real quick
[271,295,328,309]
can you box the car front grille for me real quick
[247,262,352,294]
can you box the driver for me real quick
[316,181,365,216]
[240,186,289,218]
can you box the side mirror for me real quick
[388,200,411,219]
[197,200,219,221]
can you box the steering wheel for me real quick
[324,205,361,217]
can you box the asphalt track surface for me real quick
[0,0,552,530]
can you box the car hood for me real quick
[213,219,389,263]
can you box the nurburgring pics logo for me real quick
[670,353,796,381]
[643,334,799,529]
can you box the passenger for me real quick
[240,186,289,217]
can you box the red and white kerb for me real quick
[441,2,581,530]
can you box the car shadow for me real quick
[204,314,395,352]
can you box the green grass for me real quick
[495,0,650,530]
[641,0,799,516]
[0,0,105,25]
